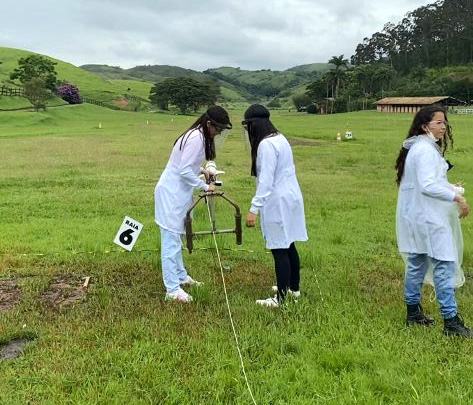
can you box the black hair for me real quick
[395,105,453,186]
[243,104,279,176]
[174,105,231,161]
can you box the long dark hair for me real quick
[243,104,279,176]
[174,105,231,161]
[395,105,453,186]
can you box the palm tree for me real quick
[373,64,396,97]
[328,55,349,98]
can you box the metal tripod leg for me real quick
[185,191,242,254]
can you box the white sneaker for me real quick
[271,286,300,298]
[180,275,203,287]
[165,288,193,302]
[256,295,279,308]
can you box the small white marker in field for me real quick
[82,277,91,288]
[98,122,102,129]
[113,216,143,251]
[146,120,149,125]
[171,118,174,122]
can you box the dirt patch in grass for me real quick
[0,338,30,360]
[209,260,274,297]
[0,279,21,312]
[357,266,402,306]
[113,98,129,109]
[288,138,323,147]
[40,275,89,309]
[0,254,21,271]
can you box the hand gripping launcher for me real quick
[185,161,242,253]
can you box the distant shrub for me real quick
[267,98,281,108]
[292,93,312,112]
[56,82,81,104]
[307,104,318,114]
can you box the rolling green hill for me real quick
[0,46,330,110]
[81,62,330,104]
[0,47,153,110]
[81,64,250,103]
[204,64,329,101]
[286,62,331,76]
[81,63,206,83]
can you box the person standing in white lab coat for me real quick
[244,104,308,307]
[154,106,232,302]
[395,105,472,337]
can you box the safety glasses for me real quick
[428,120,448,126]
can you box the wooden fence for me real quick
[124,93,149,103]
[0,86,24,97]
[456,108,473,115]
[1,85,140,111]
[80,97,120,110]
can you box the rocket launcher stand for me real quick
[185,191,242,253]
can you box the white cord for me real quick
[205,199,258,405]
[313,267,324,303]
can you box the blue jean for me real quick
[404,253,457,319]
[159,227,188,293]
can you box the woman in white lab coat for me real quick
[395,105,472,337]
[154,106,232,302]
[244,104,308,307]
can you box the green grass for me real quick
[108,79,153,100]
[0,96,35,110]
[219,86,247,102]
[1,107,473,404]
[0,95,70,111]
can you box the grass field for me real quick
[1,105,473,404]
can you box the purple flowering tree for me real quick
[56,82,81,104]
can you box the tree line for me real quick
[352,0,473,72]
[294,0,473,114]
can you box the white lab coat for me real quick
[396,135,464,287]
[250,133,308,249]
[154,128,209,234]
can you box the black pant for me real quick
[271,243,300,301]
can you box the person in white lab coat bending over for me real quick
[395,105,472,337]
[154,106,232,302]
[243,104,308,308]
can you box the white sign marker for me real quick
[113,216,143,251]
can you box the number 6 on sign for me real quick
[113,216,143,251]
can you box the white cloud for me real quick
[0,0,431,70]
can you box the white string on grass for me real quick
[312,267,324,303]
[204,199,258,405]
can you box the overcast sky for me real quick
[0,0,431,71]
